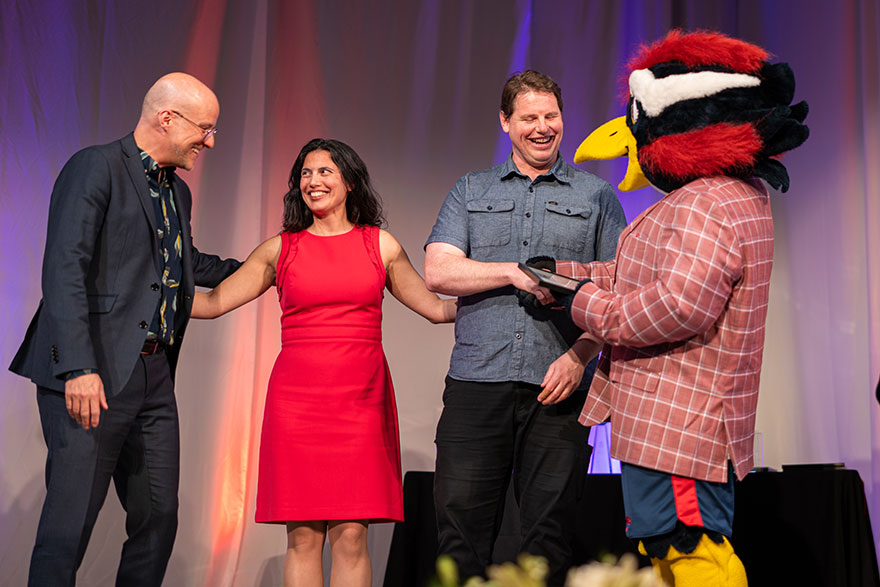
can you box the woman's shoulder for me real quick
[262,233,284,250]
[376,227,401,249]
[375,228,405,268]
[251,233,284,266]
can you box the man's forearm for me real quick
[425,253,517,296]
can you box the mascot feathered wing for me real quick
[576,30,809,194]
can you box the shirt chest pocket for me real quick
[467,199,514,248]
[542,202,594,255]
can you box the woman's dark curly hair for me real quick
[282,138,385,232]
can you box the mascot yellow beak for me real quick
[573,116,650,192]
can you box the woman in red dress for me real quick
[193,139,455,587]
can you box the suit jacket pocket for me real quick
[87,294,118,313]
[612,365,661,394]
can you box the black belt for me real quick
[141,339,166,355]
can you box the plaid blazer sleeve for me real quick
[556,258,617,290]
[570,190,744,347]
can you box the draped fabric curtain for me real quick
[2,1,878,584]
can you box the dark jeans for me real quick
[434,376,590,586]
[29,351,180,587]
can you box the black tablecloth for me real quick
[384,469,880,587]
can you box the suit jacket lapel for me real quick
[120,133,162,275]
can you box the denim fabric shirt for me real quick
[426,155,627,387]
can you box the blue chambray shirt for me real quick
[426,154,627,387]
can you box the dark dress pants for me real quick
[434,377,590,586]
[29,351,180,587]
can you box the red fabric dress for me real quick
[255,226,403,523]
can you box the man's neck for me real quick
[133,125,165,167]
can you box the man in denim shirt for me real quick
[425,70,626,584]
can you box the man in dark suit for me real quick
[9,72,241,586]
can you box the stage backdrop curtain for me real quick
[1,1,879,584]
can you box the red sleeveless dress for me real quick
[255,226,403,523]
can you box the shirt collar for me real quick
[138,148,175,179]
[499,153,571,184]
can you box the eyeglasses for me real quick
[171,110,218,140]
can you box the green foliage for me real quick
[428,555,460,587]
[429,552,666,587]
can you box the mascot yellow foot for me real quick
[639,541,674,585]
[641,534,747,586]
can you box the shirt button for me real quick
[487,205,493,210]
[151,283,160,291]
[139,321,148,329]
[529,187,534,193]
[525,212,531,218]
[522,240,528,246]
[515,333,522,339]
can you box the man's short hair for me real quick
[500,70,563,118]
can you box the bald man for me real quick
[10,72,241,586]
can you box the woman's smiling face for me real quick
[300,150,350,219]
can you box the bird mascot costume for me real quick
[548,30,809,586]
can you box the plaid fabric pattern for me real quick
[556,176,773,482]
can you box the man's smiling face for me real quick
[500,90,563,178]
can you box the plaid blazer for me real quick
[557,176,773,482]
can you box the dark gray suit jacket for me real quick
[10,133,240,396]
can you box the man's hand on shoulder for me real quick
[64,373,108,430]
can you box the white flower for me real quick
[565,554,665,587]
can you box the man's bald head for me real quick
[140,72,219,123]
[134,73,220,170]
